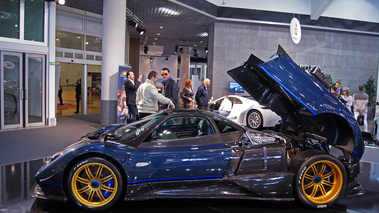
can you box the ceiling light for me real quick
[205,47,208,53]
[198,32,208,37]
[159,7,180,16]
[57,0,65,5]
[157,33,160,36]
[150,57,153,62]
[138,28,146,35]
[160,26,164,29]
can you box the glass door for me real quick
[25,54,45,126]
[1,52,23,129]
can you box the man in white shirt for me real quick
[214,95,232,117]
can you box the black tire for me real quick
[290,150,347,208]
[247,110,263,130]
[66,157,124,211]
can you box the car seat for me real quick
[198,119,213,136]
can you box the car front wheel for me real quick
[247,110,263,130]
[290,150,347,208]
[67,157,124,211]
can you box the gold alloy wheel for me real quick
[301,160,343,204]
[71,162,118,208]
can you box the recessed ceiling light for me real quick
[198,32,208,37]
[159,7,180,16]
[160,26,164,29]
[157,33,161,36]
[154,38,158,40]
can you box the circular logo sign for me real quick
[290,17,301,44]
[4,61,15,69]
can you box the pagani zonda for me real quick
[31,46,364,211]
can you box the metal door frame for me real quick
[1,51,23,129]
[25,53,45,127]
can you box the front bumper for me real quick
[30,182,67,202]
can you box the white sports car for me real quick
[209,95,281,130]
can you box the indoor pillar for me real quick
[179,46,190,91]
[101,0,126,125]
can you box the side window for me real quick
[215,120,238,133]
[233,97,242,104]
[151,116,216,141]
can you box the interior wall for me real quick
[139,55,179,81]
[209,21,379,99]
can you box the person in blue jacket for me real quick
[195,78,211,110]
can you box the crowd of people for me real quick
[124,68,211,122]
[331,81,370,132]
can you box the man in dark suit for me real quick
[195,78,211,110]
[124,71,142,123]
[161,68,179,109]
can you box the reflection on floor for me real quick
[57,100,101,116]
[1,160,379,213]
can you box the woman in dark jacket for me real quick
[181,79,194,109]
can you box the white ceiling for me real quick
[206,0,379,23]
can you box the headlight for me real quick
[44,151,62,165]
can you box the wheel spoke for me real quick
[100,184,115,192]
[304,173,314,180]
[319,185,327,196]
[320,163,326,174]
[76,176,90,184]
[310,164,318,175]
[85,166,94,179]
[77,185,91,194]
[323,180,334,187]
[310,185,319,197]
[88,190,95,202]
[96,190,106,202]
[95,165,104,179]
[303,181,315,189]
[101,174,114,182]
[324,170,334,179]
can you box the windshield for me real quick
[113,114,165,141]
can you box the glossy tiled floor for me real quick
[1,159,378,213]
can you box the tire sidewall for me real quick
[66,157,124,211]
[294,154,346,209]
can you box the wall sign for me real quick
[290,17,301,44]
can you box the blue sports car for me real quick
[31,46,365,211]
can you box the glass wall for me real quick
[0,0,20,39]
[24,0,44,42]
[56,30,84,50]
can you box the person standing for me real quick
[124,71,142,123]
[161,68,179,109]
[58,85,63,105]
[195,78,211,110]
[74,79,81,114]
[181,79,194,109]
[335,81,342,95]
[353,85,369,132]
[137,71,175,118]
[341,87,353,112]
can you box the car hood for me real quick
[227,46,364,159]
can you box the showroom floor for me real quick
[1,114,379,213]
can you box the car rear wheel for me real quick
[247,110,263,130]
[67,157,124,211]
[290,150,347,208]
